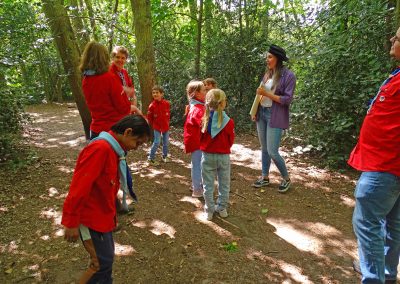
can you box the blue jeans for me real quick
[256,106,289,179]
[352,172,400,284]
[80,229,114,284]
[191,150,203,191]
[148,130,169,160]
[201,153,231,213]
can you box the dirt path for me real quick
[0,104,360,283]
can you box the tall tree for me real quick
[42,0,91,139]
[130,0,157,114]
[69,0,90,53]
[194,0,204,78]
[84,0,99,41]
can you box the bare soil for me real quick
[0,104,361,283]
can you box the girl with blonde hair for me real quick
[200,89,235,221]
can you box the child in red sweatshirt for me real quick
[62,115,151,283]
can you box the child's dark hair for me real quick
[152,85,164,93]
[203,78,217,87]
[111,115,152,139]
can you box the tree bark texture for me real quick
[194,0,203,78]
[42,0,91,139]
[130,0,157,114]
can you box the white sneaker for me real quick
[162,156,168,163]
[206,211,213,221]
[215,205,228,218]
[192,189,203,198]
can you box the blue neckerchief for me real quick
[83,69,96,76]
[117,71,127,86]
[189,98,204,108]
[91,132,137,212]
[367,67,400,113]
[207,110,230,138]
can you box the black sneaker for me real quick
[252,178,270,188]
[278,179,291,193]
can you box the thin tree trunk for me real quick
[84,0,98,40]
[108,0,119,53]
[194,0,203,78]
[130,0,157,114]
[42,0,91,139]
[70,0,90,53]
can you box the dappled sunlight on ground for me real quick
[115,242,136,256]
[128,219,176,239]
[179,196,203,208]
[193,211,234,238]
[267,218,357,260]
[247,249,313,283]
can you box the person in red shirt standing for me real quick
[200,89,234,221]
[349,27,400,284]
[147,85,171,165]
[62,115,151,283]
[80,41,137,140]
[109,46,142,115]
[184,81,207,198]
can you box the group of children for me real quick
[145,78,235,220]
[61,77,235,282]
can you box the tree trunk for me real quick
[130,0,157,115]
[70,0,90,53]
[84,0,99,40]
[108,0,119,53]
[194,0,203,78]
[42,0,91,139]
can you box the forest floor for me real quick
[0,103,363,284]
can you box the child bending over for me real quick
[62,115,151,283]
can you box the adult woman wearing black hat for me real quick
[250,44,296,193]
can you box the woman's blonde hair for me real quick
[79,41,110,74]
[201,89,226,133]
[186,80,204,101]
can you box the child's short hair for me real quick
[111,115,152,139]
[186,80,204,100]
[203,78,217,87]
[111,46,129,59]
[152,85,164,93]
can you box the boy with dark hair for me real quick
[62,115,151,283]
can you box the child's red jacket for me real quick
[147,99,170,133]
[62,132,122,232]
[200,119,235,154]
[184,104,205,153]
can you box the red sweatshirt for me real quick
[147,99,171,133]
[82,71,130,133]
[109,63,134,89]
[348,69,400,176]
[62,132,122,232]
[184,103,205,153]
[200,119,235,154]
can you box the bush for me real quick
[0,87,27,163]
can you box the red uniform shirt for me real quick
[184,103,205,153]
[62,132,122,232]
[147,99,171,133]
[109,63,134,89]
[200,119,235,154]
[348,70,400,176]
[82,72,130,133]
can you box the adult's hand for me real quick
[64,227,79,242]
[123,86,135,98]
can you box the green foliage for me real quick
[292,0,391,167]
[0,85,28,163]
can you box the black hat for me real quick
[268,44,288,62]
